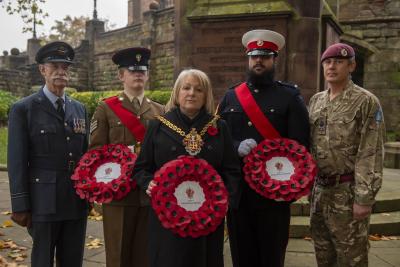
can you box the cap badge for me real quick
[257,40,264,47]
[57,46,66,55]
[341,48,348,56]
[136,54,142,62]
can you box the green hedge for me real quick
[0,89,171,123]
[69,90,171,119]
[0,90,19,124]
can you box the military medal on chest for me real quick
[156,115,219,156]
[73,118,86,134]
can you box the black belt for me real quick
[316,173,354,187]
[29,158,77,172]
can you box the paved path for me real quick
[0,170,399,266]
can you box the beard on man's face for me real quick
[247,64,275,88]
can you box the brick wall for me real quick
[340,0,400,132]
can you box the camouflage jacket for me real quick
[309,80,385,205]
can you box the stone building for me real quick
[0,0,399,133]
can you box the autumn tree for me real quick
[40,15,117,48]
[1,0,48,37]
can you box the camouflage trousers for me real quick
[310,182,370,267]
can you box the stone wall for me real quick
[92,25,143,91]
[0,69,31,96]
[340,0,400,132]
[91,7,175,91]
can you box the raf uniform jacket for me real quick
[309,80,385,205]
[8,88,89,222]
[219,81,310,208]
[89,92,164,206]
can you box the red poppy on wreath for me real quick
[207,125,218,136]
[243,138,317,202]
[71,144,137,203]
[151,155,228,238]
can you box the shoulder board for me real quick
[101,95,119,102]
[228,82,243,90]
[147,98,164,106]
[276,80,299,90]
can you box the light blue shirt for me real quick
[43,85,65,111]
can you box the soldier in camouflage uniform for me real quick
[309,43,385,267]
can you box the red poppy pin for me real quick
[207,126,218,136]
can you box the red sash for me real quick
[104,96,146,142]
[235,83,281,139]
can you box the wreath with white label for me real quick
[151,155,228,238]
[243,138,316,201]
[71,144,137,203]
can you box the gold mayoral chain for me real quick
[156,115,220,156]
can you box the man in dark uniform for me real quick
[7,41,89,267]
[219,29,310,267]
[89,47,164,267]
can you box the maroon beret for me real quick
[321,43,355,62]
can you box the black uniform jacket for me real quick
[219,81,310,208]
[133,108,241,267]
[7,88,89,222]
[134,107,241,208]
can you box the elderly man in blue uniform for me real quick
[7,41,89,267]
[219,29,310,267]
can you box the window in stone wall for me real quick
[352,53,364,87]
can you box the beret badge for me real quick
[341,48,348,57]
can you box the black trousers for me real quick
[227,186,291,267]
[28,218,87,267]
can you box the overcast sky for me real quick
[0,0,127,53]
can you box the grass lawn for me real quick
[0,127,7,165]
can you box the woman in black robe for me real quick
[134,69,241,267]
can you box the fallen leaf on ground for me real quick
[369,234,400,241]
[0,211,11,215]
[1,220,13,228]
[0,231,5,236]
[381,213,391,216]
[88,209,103,221]
[88,215,103,221]
[85,238,103,249]
[303,236,312,241]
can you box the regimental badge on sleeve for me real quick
[90,119,98,134]
[374,108,383,123]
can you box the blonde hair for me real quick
[165,69,215,114]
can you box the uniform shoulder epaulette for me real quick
[276,80,299,90]
[99,95,119,103]
[228,82,243,90]
[147,97,164,106]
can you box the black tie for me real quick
[56,98,65,119]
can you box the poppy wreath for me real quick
[71,144,137,203]
[243,138,317,201]
[151,155,228,238]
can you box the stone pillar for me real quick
[174,0,192,77]
[85,19,105,42]
[128,0,140,25]
[27,38,41,64]
[85,19,105,90]
[286,0,323,101]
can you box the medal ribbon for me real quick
[235,83,281,139]
[104,96,146,142]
